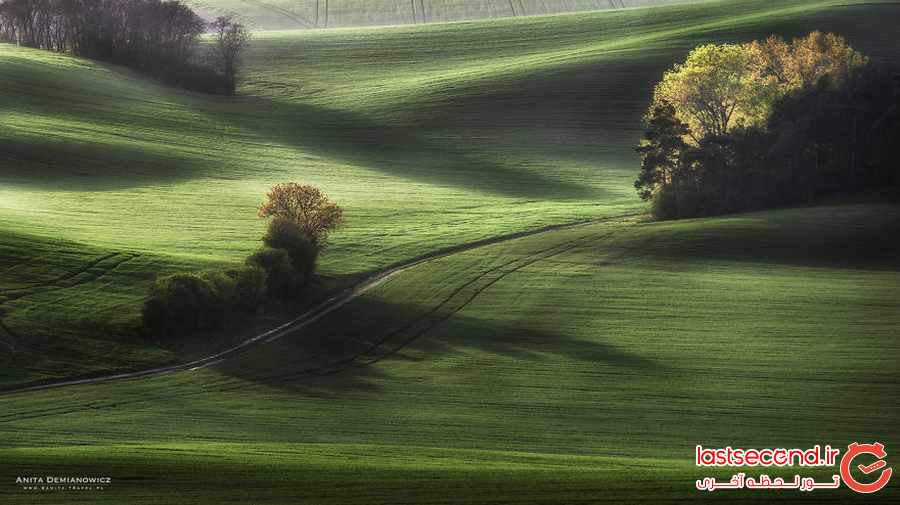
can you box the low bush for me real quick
[141,267,269,339]
[142,249,310,340]
[142,273,220,338]
[141,184,340,341]
[246,247,305,299]
[140,295,169,339]
[226,266,267,313]
[263,218,319,281]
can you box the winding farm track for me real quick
[0,213,640,396]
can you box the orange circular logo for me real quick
[840,442,892,494]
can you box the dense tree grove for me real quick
[637,32,899,219]
[0,0,247,93]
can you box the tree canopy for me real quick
[636,32,897,220]
[258,183,344,246]
[652,32,868,143]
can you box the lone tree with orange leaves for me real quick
[258,183,344,248]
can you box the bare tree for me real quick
[210,15,250,96]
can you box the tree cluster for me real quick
[142,183,343,341]
[637,32,900,219]
[0,0,249,94]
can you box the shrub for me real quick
[142,273,219,338]
[225,266,267,312]
[141,295,169,339]
[141,267,269,340]
[246,247,304,299]
[140,184,343,340]
[263,217,319,281]
[200,270,238,320]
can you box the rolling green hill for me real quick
[1,1,900,501]
[3,0,900,387]
[187,0,696,30]
[1,204,898,503]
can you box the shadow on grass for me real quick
[203,94,599,200]
[619,205,900,272]
[213,294,668,396]
[0,134,218,191]
[1,50,599,198]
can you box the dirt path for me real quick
[0,213,640,396]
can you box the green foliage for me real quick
[639,32,896,219]
[226,265,268,313]
[652,31,869,143]
[141,267,269,339]
[263,217,319,280]
[634,101,690,202]
[246,247,306,299]
[140,296,169,340]
[142,273,221,338]
[653,43,773,141]
[140,204,323,342]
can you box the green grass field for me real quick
[186,0,695,30]
[1,0,899,502]
[1,205,898,503]
[2,0,898,386]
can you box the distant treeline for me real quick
[636,32,900,219]
[0,0,248,94]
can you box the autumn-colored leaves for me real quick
[258,183,344,248]
[652,31,867,143]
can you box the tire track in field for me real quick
[353,229,615,367]
[253,227,620,385]
[0,223,624,422]
[221,231,594,384]
[0,213,641,397]
[0,227,606,421]
[0,252,121,295]
[0,252,140,355]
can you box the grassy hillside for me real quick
[1,204,898,503]
[2,0,899,387]
[2,1,899,502]
[187,0,695,30]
